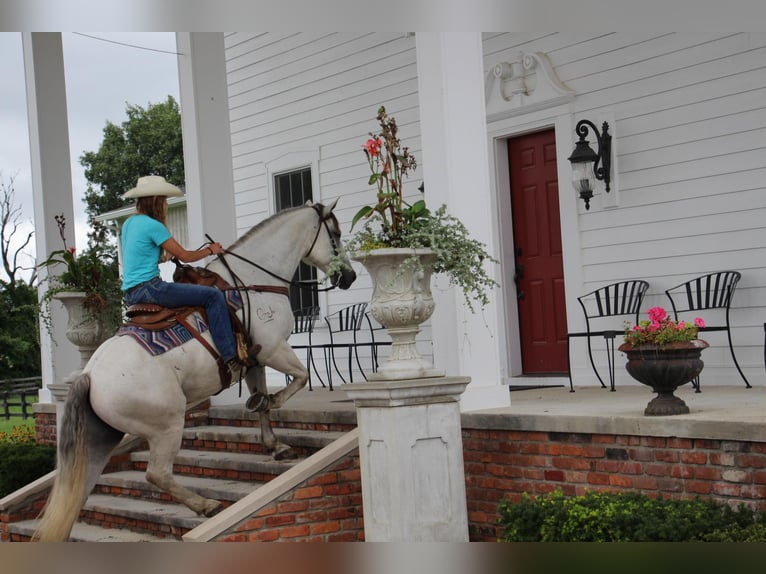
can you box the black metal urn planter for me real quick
[618,340,709,416]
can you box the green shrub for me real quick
[498,489,766,542]
[0,424,56,497]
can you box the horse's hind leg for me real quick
[82,402,125,498]
[143,427,222,517]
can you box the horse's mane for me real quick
[229,204,320,250]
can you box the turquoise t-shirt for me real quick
[121,214,172,291]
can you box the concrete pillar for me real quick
[22,32,79,406]
[176,32,237,249]
[176,33,241,406]
[415,33,508,411]
[344,377,470,542]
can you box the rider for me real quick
[121,175,249,376]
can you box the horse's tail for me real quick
[32,373,91,542]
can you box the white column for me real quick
[176,33,240,406]
[415,33,508,411]
[176,32,237,249]
[23,32,79,405]
[344,377,470,542]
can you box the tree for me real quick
[80,95,184,245]
[1,173,36,289]
[0,174,40,378]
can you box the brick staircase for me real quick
[3,396,359,542]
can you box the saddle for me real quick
[124,265,255,392]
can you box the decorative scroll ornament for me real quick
[485,51,575,120]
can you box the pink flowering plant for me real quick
[622,306,705,347]
[339,106,499,312]
[38,214,122,334]
[351,105,426,244]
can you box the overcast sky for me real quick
[0,32,179,280]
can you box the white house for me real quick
[26,33,766,413]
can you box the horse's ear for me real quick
[322,197,339,216]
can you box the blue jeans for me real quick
[124,277,237,362]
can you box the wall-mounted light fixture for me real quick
[567,119,611,210]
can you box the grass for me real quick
[0,391,38,435]
[0,416,34,436]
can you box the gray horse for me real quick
[33,200,356,541]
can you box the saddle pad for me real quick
[117,310,210,356]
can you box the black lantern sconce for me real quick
[567,119,611,210]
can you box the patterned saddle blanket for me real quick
[116,287,243,357]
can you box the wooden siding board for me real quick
[226,34,406,110]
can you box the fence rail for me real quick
[1,377,42,420]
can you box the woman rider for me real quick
[121,175,248,375]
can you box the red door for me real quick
[508,129,568,374]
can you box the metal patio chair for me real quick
[323,302,390,389]
[287,305,324,390]
[665,271,750,391]
[567,280,650,392]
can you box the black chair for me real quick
[567,280,650,392]
[323,302,390,389]
[665,271,750,391]
[287,305,324,390]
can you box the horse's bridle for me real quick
[209,203,342,294]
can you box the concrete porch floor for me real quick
[235,381,766,442]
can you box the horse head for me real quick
[305,199,356,290]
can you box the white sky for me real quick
[0,32,179,281]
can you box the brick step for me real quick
[181,424,346,455]
[7,518,171,542]
[93,469,261,503]
[129,448,301,482]
[77,493,208,539]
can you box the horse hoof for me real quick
[273,446,297,461]
[245,391,269,412]
[202,501,224,517]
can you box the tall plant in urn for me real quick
[340,106,499,380]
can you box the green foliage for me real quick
[0,280,40,378]
[343,106,499,313]
[0,424,55,497]
[80,95,184,246]
[39,215,123,337]
[498,489,766,542]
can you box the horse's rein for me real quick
[204,208,339,294]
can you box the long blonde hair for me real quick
[135,195,168,225]
[135,195,169,260]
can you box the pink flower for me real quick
[363,138,381,156]
[649,320,661,331]
[694,317,705,328]
[68,247,76,255]
[647,306,667,322]
[677,321,686,330]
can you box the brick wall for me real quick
[462,427,766,542]
[214,455,365,542]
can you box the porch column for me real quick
[176,32,236,248]
[176,32,239,406]
[415,33,508,411]
[22,32,79,407]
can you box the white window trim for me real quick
[264,149,321,217]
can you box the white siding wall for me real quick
[485,32,766,385]
[223,32,766,388]
[222,33,428,380]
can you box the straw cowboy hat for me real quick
[123,175,184,199]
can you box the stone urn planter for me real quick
[618,339,709,416]
[54,291,110,369]
[352,248,445,380]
